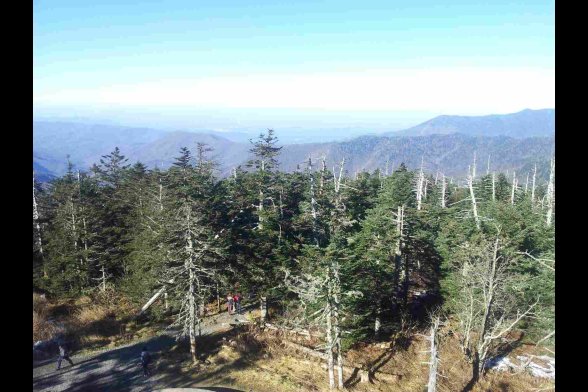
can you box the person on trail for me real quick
[233,293,242,315]
[140,347,152,377]
[226,293,234,315]
[56,341,74,370]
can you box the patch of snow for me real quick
[486,354,555,380]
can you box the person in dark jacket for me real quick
[141,347,152,377]
[56,341,74,370]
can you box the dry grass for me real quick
[33,293,56,343]
[174,324,555,392]
[32,289,160,353]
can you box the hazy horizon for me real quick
[34,0,554,137]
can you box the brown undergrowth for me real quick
[153,323,554,392]
[32,290,163,353]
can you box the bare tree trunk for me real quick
[33,171,46,278]
[185,206,198,364]
[320,156,326,194]
[546,158,555,227]
[374,303,381,336]
[440,174,447,208]
[531,164,537,205]
[216,281,221,313]
[336,335,344,389]
[427,316,441,392]
[424,178,428,200]
[510,172,517,205]
[158,179,164,211]
[260,296,268,323]
[308,157,319,246]
[326,291,335,389]
[101,264,107,292]
[524,172,529,195]
[332,263,344,389]
[70,196,79,260]
[472,151,477,179]
[395,206,404,255]
[189,267,197,363]
[416,159,425,210]
[491,172,496,202]
[258,189,264,230]
[467,173,481,229]
[486,154,490,175]
[334,159,345,193]
[77,171,89,267]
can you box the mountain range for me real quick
[33,108,555,182]
[391,109,554,138]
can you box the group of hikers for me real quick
[226,292,242,315]
[51,290,246,378]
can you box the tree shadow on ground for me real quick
[344,332,412,388]
[460,333,525,392]
[33,332,176,392]
[34,325,258,392]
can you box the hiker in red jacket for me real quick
[233,293,242,315]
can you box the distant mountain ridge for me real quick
[390,109,554,138]
[33,108,555,180]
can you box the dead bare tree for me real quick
[424,311,444,392]
[472,151,477,179]
[531,164,537,205]
[486,154,491,176]
[33,171,46,278]
[545,158,555,227]
[524,172,529,195]
[491,172,496,202]
[415,158,425,210]
[440,174,447,208]
[164,203,222,364]
[510,172,517,205]
[284,257,361,389]
[453,233,538,382]
[466,167,481,230]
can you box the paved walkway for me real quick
[33,308,252,392]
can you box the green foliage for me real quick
[34,133,554,358]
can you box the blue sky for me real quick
[33,0,554,130]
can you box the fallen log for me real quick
[280,341,402,383]
[291,357,401,384]
[264,323,322,338]
[282,340,328,360]
[137,279,174,317]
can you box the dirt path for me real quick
[33,308,253,392]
